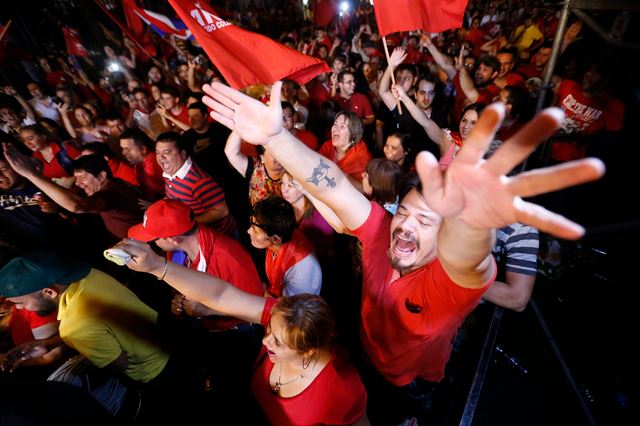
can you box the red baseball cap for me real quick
[128,199,195,242]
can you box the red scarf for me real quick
[265,230,313,297]
[319,140,372,181]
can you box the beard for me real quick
[36,295,58,317]
[388,250,414,276]
[387,231,421,277]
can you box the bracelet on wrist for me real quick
[157,258,168,281]
[264,129,286,148]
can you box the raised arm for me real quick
[394,83,446,141]
[415,104,604,288]
[457,61,480,103]
[187,57,201,93]
[224,131,249,176]
[379,47,408,111]
[1,86,36,121]
[116,239,266,324]
[203,82,371,231]
[3,143,106,213]
[57,103,78,139]
[422,36,456,81]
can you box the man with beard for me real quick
[0,251,172,416]
[424,37,501,121]
[202,81,604,423]
[379,47,446,158]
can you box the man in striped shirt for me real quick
[155,131,236,237]
[483,223,539,312]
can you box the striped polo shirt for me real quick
[493,223,539,277]
[163,157,235,236]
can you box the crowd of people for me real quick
[0,0,621,424]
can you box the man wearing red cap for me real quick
[128,198,263,328]
[128,198,265,403]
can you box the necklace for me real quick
[271,356,318,395]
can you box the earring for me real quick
[302,355,311,369]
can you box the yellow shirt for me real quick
[58,269,170,383]
[512,24,544,58]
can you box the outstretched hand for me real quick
[2,143,40,178]
[388,47,407,68]
[113,239,165,275]
[415,104,604,240]
[202,81,284,146]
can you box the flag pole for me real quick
[382,36,403,114]
[0,20,12,44]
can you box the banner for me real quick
[169,0,331,88]
[373,0,467,36]
[63,27,88,57]
[122,1,193,40]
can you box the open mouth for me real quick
[394,234,417,257]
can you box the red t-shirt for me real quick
[331,93,374,120]
[109,158,139,187]
[168,104,190,130]
[552,80,625,161]
[252,298,367,426]
[504,72,526,88]
[136,152,165,201]
[453,73,501,119]
[190,224,263,330]
[351,202,492,385]
[475,83,502,105]
[516,63,542,80]
[33,141,81,180]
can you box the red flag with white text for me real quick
[169,0,331,88]
[63,27,88,57]
[373,0,468,36]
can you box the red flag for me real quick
[169,0,331,89]
[63,27,88,57]
[373,0,468,36]
[314,0,337,27]
[122,0,144,36]
[0,21,12,64]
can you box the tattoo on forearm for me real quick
[306,159,336,188]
